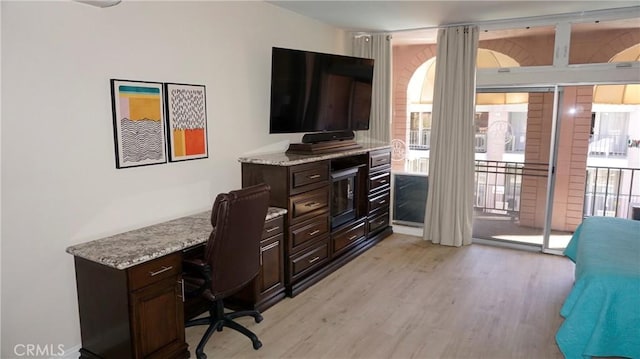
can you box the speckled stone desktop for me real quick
[66,207,287,270]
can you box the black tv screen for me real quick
[269,47,374,134]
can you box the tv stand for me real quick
[287,131,361,155]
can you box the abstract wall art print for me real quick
[110,79,167,168]
[164,83,208,162]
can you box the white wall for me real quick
[1,1,347,357]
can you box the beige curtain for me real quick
[353,34,392,144]
[423,26,479,247]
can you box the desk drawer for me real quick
[263,216,284,239]
[128,253,181,291]
[290,238,329,280]
[289,214,330,252]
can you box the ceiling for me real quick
[267,1,640,34]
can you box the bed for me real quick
[556,216,640,359]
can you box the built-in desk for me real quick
[66,207,286,359]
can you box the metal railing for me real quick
[583,166,640,218]
[404,158,640,220]
[409,129,431,150]
[473,161,547,214]
[588,134,629,157]
[408,129,487,153]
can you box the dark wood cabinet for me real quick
[129,278,186,359]
[241,147,393,298]
[75,253,189,359]
[226,215,286,312]
[367,148,391,237]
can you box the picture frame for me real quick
[164,83,208,162]
[110,79,167,168]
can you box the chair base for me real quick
[185,300,263,359]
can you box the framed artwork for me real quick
[110,79,167,168]
[164,83,208,162]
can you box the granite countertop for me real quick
[66,207,287,270]
[238,143,390,166]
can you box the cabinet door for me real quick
[259,233,284,296]
[130,277,187,359]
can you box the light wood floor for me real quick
[185,233,575,359]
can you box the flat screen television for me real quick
[269,47,374,138]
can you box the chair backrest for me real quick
[205,183,270,298]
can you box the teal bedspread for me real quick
[556,216,640,359]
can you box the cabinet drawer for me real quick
[290,238,329,279]
[333,220,366,255]
[290,162,329,192]
[369,150,391,170]
[368,190,390,214]
[262,216,284,239]
[128,253,181,291]
[289,214,330,252]
[369,171,390,194]
[368,211,390,235]
[289,187,329,223]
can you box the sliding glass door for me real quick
[544,84,640,252]
[472,87,558,247]
[472,84,640,252]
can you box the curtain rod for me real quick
[354,5,640,36]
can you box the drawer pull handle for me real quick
[265,226,280,233]
[308,256,321,264]
[149,266,173,277]
[379,179,387,184]
[348,234,359,241]
[308,229,320,236]
[376,220,386,226]
[378,200,387,204]
[305,201,320,207]
[307,174,321,179]
[261,242,280,252]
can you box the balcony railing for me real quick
[408,129,487,153]
[405,157,640,221]
[588,134,629,157]
[409,129,431,150]
[583,166,640,218]
[473,160,547,214]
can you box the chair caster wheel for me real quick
[255,314,263,323]
[196,352,207,359]
[253,340,262,350]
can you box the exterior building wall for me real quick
[553,86,593,230]
[520,92,554,228]
[392,44,436,172]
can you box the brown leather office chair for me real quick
[183,183,270,359]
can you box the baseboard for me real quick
[392,223,424,237]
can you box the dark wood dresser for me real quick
[239,145,393,296]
